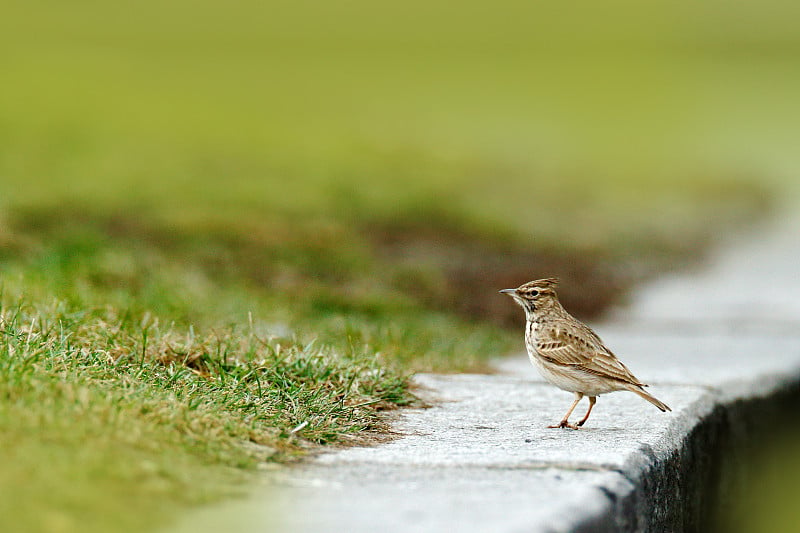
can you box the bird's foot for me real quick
[548,420,580,430]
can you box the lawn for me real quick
[0,1,797,531]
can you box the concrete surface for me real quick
[171,214,800,533]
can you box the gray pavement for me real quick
[171,213,800,532]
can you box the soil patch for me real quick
[7,206,692,328]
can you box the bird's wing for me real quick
[536,324,646,386]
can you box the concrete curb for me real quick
[572,377,800,532]
[171,214,800,533]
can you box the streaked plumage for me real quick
[500,278,670,429]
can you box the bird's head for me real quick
[499,278,560,319]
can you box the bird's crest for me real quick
[513,277,560,299]
[532,277,559,289]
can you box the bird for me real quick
[499,278,670,429]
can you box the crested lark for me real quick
[500,278,670,429]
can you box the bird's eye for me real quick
[530,290,539,297]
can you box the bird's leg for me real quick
[548,393,583,429]
[576,396,597,427]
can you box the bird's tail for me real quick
[627,385,671,412]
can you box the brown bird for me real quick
[500,278,670,429]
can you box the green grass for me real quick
[0,0,798,531]
[0,296,413,532]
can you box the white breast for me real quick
[525,320,538,365]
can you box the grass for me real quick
[0,296,412,532]
[0,0,798,531]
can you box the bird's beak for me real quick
[499,288,517,295]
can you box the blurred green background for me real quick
[1,1,799,531]
[4,0,798,212]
